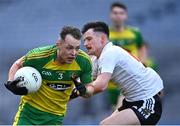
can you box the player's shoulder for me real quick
[101,43,120,59]
[28,45,56,53]
[27,45,56,55]
[105,42,120,52]
[76,49,92,65]
[106,42,128,58]
[126,26,141,33]
[77,49,90,60]
[25,44,57,60]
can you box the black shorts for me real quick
[118,94,162,125]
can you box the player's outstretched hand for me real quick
[4,78,28,95]
[71,75,86,96]
[70,88,80,99]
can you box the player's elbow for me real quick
[94,81,108,93]
[14,57,24,68]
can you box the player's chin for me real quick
[66,59,74,64]
[87,50,94,55]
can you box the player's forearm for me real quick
[85,73,111,97]
[8,57,23,81]
[84,81,108,98]
[83,73,110,98]
[71,73,110,98]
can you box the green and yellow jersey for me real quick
[110,26,144,57]
[107,26,144,106]
[13,45,92,125]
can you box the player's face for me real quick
[83,29,104,57]
[110,7,127,27]
[57,35,80,64]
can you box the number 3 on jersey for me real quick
[58,73,63,80]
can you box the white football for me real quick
[14,66,42,93]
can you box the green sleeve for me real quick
[22,49,37,67]
[80,59,93,85]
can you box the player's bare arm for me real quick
[71,72,111,99]
[5,56,28,95]
[8,56,24,81]
[87,72,111,95]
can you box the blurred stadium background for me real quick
[0,0,180,124]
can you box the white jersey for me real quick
[97,42,163,101]
[90,55,98,79]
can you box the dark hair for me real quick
[60,26,81,40]
[110,2,127,11]
[82,21,109,38]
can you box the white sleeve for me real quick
[99,51,118,74]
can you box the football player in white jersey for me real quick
[71,21,163,125]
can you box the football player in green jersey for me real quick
[107,2,145,110]
[109,2,144,57]
[4,26,93,125]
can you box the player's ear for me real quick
[56,40,62,47]
[101,34,106,45]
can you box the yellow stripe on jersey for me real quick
[13,101,26,126]
[28,47,56,55]
[28,49,55,56]
[27,50,55,60]
[110,29,136,40]
[78,53,90,60]
[43,59,81,71]
[27,54,53,60]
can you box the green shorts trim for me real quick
[13,102,64,125]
